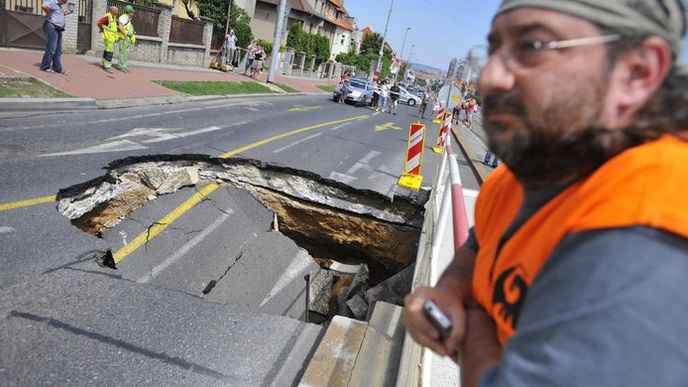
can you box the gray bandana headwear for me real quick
[497,0,687,60]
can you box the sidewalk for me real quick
[0,48,336,100]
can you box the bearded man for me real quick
[404,1,688,386]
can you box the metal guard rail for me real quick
[396,135,470,386]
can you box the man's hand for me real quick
[461,307,502,387]
[403,286,467,357]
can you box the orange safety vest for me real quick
[472,134,688,345]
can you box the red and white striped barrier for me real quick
[398,123,426,191]
[432,108,445,124]
[432,111,452,154]
[446,140,469,246]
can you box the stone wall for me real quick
[63,2,79,54]
[167,43,205,67]
[87,0,212,67]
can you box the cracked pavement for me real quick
[0,94,480,384]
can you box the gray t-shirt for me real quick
[471,190,688,386]
[44,0,66,28]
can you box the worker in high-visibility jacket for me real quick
[96,6,124,73]
[117,4,136,72]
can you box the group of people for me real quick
[404,1,688,386]
[371,79,401,114]
[97,5,137,73]
[453,97,478,127]
[245,41,267,78]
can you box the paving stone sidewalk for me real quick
[0,48,336,100]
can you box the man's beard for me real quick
[482,81,631,188]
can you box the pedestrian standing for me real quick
[250,45,265,78]
[97,6,123,73]
[465,97,477,127]
[371,79,380,108]
[225,29,237,70]
[40,0,72,74]
[419,92,430,119]
[117,5,136,73]
[376,80,389,112]
[244,40,257,76]
[389,81,401,114]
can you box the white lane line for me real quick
[4,102,267,132]
[259,250,313,307]
[330,122,353,131]
[39,140,147,157]
[328,171,357,184]
[373,111,381,116]
[137,208,234,284]
[346,150,381,174]
[272,132,323,153]
[0,226,16,234]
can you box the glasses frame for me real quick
[470,34,622,71]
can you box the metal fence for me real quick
[6,0,42,14]
[169,15,203,45]
[105,0,159,37]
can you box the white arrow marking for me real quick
[260,250,313,307]
[39,140,147,157]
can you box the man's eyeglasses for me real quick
[468,34,621,72]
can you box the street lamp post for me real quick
[405,44,415,82]
[397,27,410,81]
[373,0,395,81]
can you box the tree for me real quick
[199,0,251,33]
[233,21,253,48]
[257,38,273,55]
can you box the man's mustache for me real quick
[483,94,525,115]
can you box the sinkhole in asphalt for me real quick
[56,155,426,320]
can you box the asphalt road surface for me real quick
[0,94,480,385]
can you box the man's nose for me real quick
[478,55,516,95]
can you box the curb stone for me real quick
[0,97,97,112]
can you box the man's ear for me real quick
[614,36,672,112]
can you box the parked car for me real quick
[398,87,422,106]
[333,78,374,107]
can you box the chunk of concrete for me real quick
[338,264,370,318]
[365,264,414,306]
[137,164,199,194]
[346,294,369,321]
[309,268,333,316]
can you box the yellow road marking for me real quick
[374,122,403,132]
[112,183,220,263]
[287,105,322,112]
[218,114,368,158]
[115,113,369,264]
[0,195,57,212]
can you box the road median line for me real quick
[0,194,56,212]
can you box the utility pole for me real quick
[220,0,232,64]
[372,0,394,81]
[396,26,410,81]
[267,0,288,83]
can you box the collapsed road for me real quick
[0,95,480,384]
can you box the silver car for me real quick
[333,79,374,107]
[398,87,422,106]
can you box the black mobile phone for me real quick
[423,300,452,340]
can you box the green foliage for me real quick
[155,80,275,95]
[199,0,251,31]
[233,21,253,48]
[286,23,331,64]
[415,78,428,87]
[257,39,273,55]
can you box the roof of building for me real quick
[258,0,354,31]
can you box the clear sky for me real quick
[343,0,688,71]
